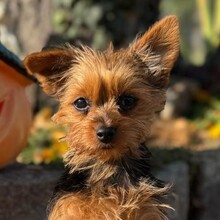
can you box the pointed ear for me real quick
[131,15,179,86]
[23,48,74,96]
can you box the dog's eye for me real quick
[117,95,137,112]
[73,98,90,112]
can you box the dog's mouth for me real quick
[99,143,114,150]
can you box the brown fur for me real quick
[49,184,170,220]
[24,16,179,220]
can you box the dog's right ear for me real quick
[23,48,74,97]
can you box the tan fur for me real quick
[131,15,179,75]
[24,16,179,220]
[49,184,170,220]
[53,47,167,162]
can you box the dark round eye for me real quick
[117,95,137,112]
[73,97,90,112]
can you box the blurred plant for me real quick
[196,0,220,49]
[53,0,109,49]
[192,97,220,139]
[17,108,68,164]
[52,0,160,49]
[160,0,220,65]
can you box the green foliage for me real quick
[19,129,52,164]
[52,0,160,49]
[160,0,220,65]
[19,127,67,164]
[197,0,220,48]
[190,97,220,139]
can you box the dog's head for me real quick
[24,16,179,162]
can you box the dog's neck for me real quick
[48,144,164,215]
[87,144,154,188]
[53,144,162,195]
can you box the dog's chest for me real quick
[50,182,156,220]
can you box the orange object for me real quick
[0,43,34,168]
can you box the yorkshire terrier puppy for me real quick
[24,16,179,220]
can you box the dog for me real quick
[24,15,179,220]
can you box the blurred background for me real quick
[0,0,220,164]
[0,1,220,219]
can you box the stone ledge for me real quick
[0,162,189,220]
[194,149,220,220]
[0,163,61,220]
[157,161,189,220]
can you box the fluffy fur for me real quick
[24,16,179,220]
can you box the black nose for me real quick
[96,126,116,144]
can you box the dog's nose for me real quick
[96,126,116,144]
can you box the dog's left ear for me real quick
[131,15,179,87]
[23,47,75,97]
